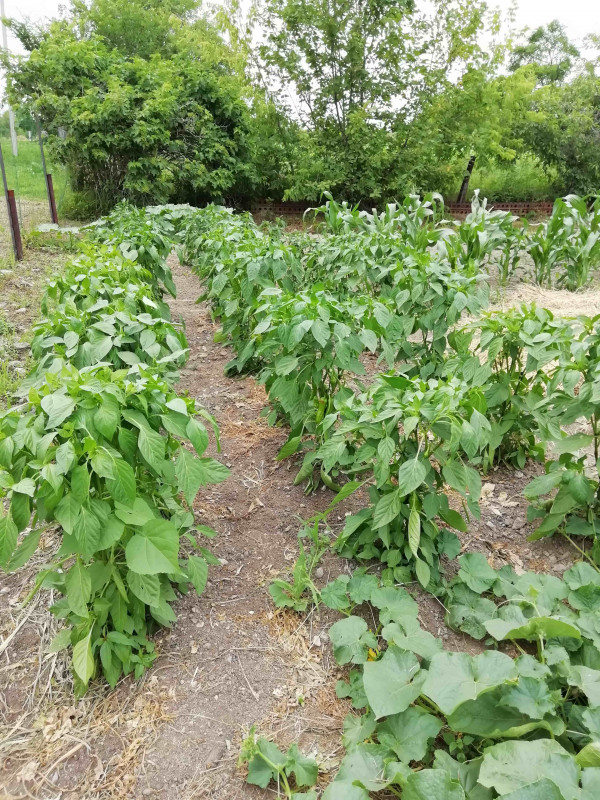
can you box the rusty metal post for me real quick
[0,141,22,261]
[7,190,23,260]
[46,173,59,225]
[37,119,59,224]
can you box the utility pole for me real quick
[0,0,18,157]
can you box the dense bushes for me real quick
[3,2,599,209]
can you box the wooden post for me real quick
[457,155,477,204]
[0,141,22,261]
[37,119,59,224]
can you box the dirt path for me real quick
[131,259,350,798]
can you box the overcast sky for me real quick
[4,0,600,53]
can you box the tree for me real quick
[509,20,580,85]
[3,8,256,212]
[518,73,600,195]
[70,0,199,59]
[253,0,500,201]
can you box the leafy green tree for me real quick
[518,73,600,195]
[3,10,256,212]
[256,0,500,201]
[70,0,199,59]
[509,20,580,85]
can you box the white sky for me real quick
[3,0,600,53]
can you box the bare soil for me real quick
[0,245,590,800]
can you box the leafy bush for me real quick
[4,25,254,212]
[263,573,600,799]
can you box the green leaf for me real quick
[322,783,369,800]
[581,768,600,800]
[439,508,467,532]
[285,743,318,788]
[311,319,330,347]
[186,555,209,595]
[175,450,230,505]
[91,448,115,479]
[564,562,600,590]
[377,706,443,763]
[72,631,94,685]
[408,509,420,558]
[448,688,560,739]
[341,712,376,750]
[415,557,431,589]
[347,570,379,605]
[553,433,594,454]
[335,743,392,793]
[363,645,422,719]
[277,436,302,461]
[107,457,137,506]
[137,425,166,471]
[186,418,209,456]
[246,738,286,788]
[523,471,563,499]
[447,583,498,640]
[48,627,72,654]
[65,561,91,617]
[125,519,180,575]
[403,769,466,800]
[73,505,102,556]
[0,514,18,567]
[377,437,395,464]
[56,441,76,474]
[372,489,402,528]
[422,651,517,715]
[6,529,41,571]
[478,740,580,799]
[381,618,443,660]
[457,553,497,594]
[114,497,155,526]
[485,616,581,643]
[10,491,30,532]
[71,464,90,503]
[576,743,600,768]
[568,666,600,705]
[94,395,120,440]
[329,616,377,666]
[12,477,36,496]
[501,780,567,800]
[443,462,468,494]
[370,586,418,624]
[127,571,161,606]
[41,392,76,428]
[321,577,351,611]
[397,457,427,496]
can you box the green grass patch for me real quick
[0,137,69,209]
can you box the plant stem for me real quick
[561,531,600,572]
